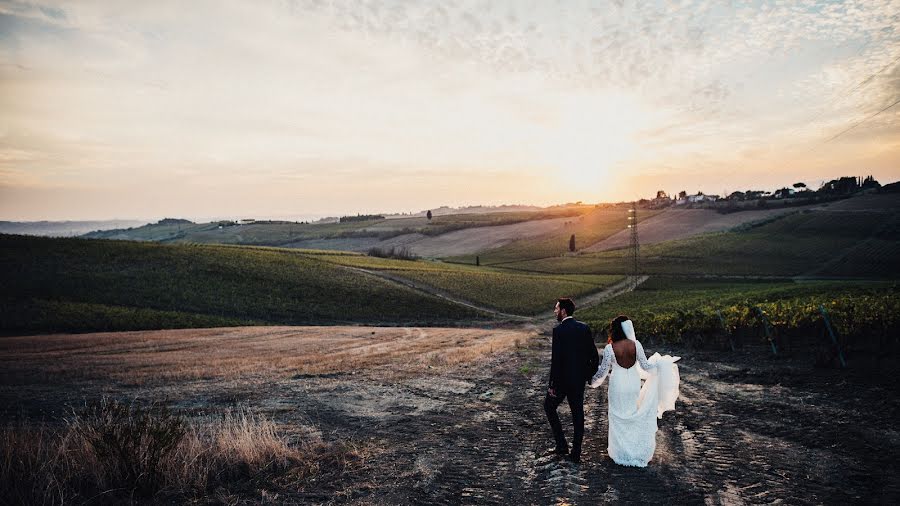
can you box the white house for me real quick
[684,193,719,203]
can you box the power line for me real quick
[628,203,639,289]
[826,95,900,143]
[848,53,900,94]
[689,50,900,198]
[788,42,887,129]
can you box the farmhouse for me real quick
[649,190,674,208]
[676,192,719,205]
[774,188,796,199]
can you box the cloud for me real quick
[0,0,898,219]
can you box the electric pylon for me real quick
[628,203,639,288]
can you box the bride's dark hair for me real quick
[608,315,630,344]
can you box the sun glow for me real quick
[537,91,653,185]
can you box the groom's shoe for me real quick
[542,446,569,458]
[565,452,581,464]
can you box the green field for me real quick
[371,207,591,237]
[0,235,487,333]
[309,252,623,315]
[580,278,899,348]
[8,193,899,335]
[81,207,591,246]
[499,207,900,277]
[447,206,662,265]
[83,219,387,244]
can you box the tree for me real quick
[819,176,859,195]
[426,210,432,221]
[678,191,687,200]
[569,234,576,252]
[861,175,881,189]
[774,187,795,199]
[793,182,806,189]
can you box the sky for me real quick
[0,0,899,221]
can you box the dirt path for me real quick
[565,275,649,315]
[341,266,646,325]
[341,265,531,321]
[281,340,898,504]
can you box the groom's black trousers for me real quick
[544,387,585,457]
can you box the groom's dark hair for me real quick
[557,298,575,316]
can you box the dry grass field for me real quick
[0,325,535,504]
[0,326,531,397]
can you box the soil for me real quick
[372,217,571,258]
[2,325,897,505]
[280,216,571,257]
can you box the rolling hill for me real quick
[496,194,900,278]
[0,235,487,334]
[80,207,591,250]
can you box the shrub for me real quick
[72,398,185,497]
[367,246,418,260]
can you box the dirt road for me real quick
[281,342,897,504]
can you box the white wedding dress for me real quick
[589,337,680,467]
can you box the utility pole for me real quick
[628,202,640,288]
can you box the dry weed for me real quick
[1,402,361,505]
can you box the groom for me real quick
[544,297,599,464]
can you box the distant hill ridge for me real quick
[0,220,147,237]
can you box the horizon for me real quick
[0,170,897,223]
[1,1,899,221]
[1,173,896,223]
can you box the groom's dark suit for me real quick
[544,317,599,461]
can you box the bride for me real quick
[589,315,680,467]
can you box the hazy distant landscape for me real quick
[0,219,147,237]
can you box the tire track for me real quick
[339,265,530,321]
[273,337,897,503]
[337,266,646,324]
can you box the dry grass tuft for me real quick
[1,400,361,505]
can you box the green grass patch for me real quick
[380,269,622,315]
[0,235,486,334]
[310,252,621,315]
